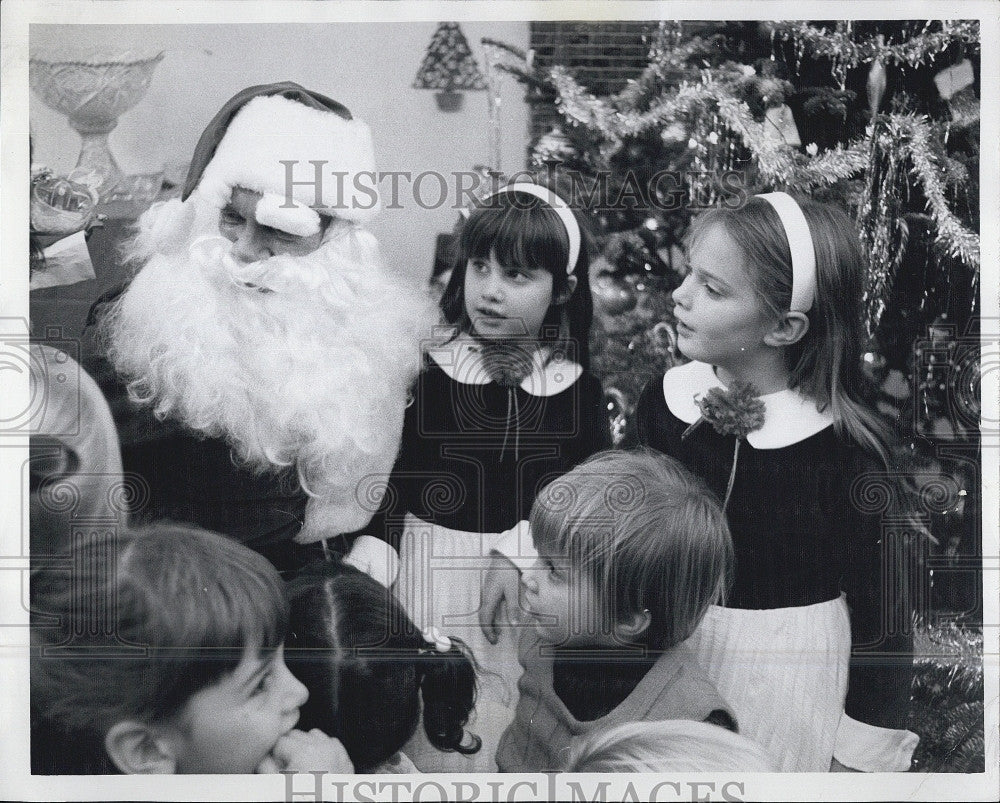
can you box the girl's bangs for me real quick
[126,529,289,662]
[200,567,288,656]
[464,201,569,275]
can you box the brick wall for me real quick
[528,21,656,143]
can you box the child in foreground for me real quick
[285,560,480,773]
[495,449,739,772]
[30,523,353,774]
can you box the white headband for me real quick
[755,192,817,312]
[480,183,581,275]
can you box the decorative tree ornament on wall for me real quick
[413,22,487,112]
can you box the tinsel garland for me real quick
[713,93,870,187]
[551,66,870,190]
[908,619,984,772]
[765,20,980,69]
[896,114,981,271]
[858,116,909,335]
[858,113,980,334]
[549,66,980,298]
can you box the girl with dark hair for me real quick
[345,176,611,770]
[30,524,353,775]
[629,193,919,772]
[285,560,480,773]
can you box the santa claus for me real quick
[88,82,432,574]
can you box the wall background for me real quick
[29,22,531,283]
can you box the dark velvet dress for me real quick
[627,359,917,771]
[364,336,611,771]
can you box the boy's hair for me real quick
[30,523,288,773]
[688,197,893,465]
[285,560,480,772]
[530,449,732,651]
[439,174,595,370]
[565,720,777,773]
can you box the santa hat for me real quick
[182,81,379,236]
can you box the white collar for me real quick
[427,335,583,398]
[662,360,833,449]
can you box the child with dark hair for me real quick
[285,560,480,773]
[30,524,352,775]
[345,175,611,770]
[496,449,738,772]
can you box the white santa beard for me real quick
[106,220,434,539]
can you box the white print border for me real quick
[1,2,997,802]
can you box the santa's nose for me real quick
[232,229,271,264]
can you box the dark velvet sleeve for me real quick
[577,371,613,457]
[840,447,916,732]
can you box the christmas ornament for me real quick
[413,22,487,112]
[593,273,638,315]
[866,40,887,117]
[934,59,975,102]
[649,321,677,358]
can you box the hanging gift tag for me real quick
[764,104,801,147]
[934,59,974,100]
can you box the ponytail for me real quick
[418,637,481,755]
[286,559,481,772]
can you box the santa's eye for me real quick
[220,209,244,226]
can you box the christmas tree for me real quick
[485,20,983,771]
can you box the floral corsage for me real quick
[682,381,766,510]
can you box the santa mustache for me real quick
[188,228,357,296]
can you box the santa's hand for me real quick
[479,553,521,645]
[343,535,399,587]
[265,728,354,774]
